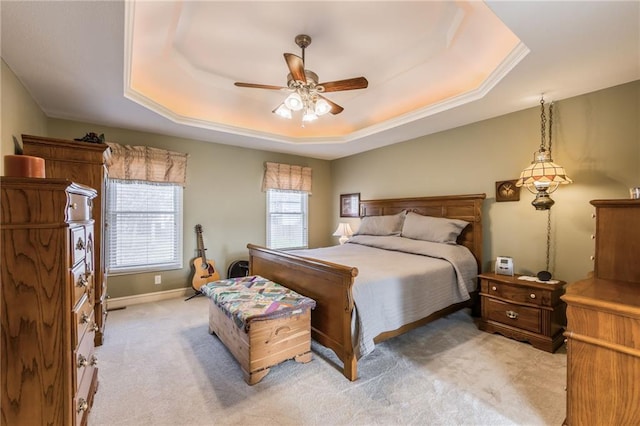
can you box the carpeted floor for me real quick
[91,296,566,425]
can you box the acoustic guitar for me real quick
[191,224,220,291]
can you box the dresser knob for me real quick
[590,255,595,261]
[590,234,595,239]
[506,310,518,319]
[491,286,497,291]
[76,238,85,251]
[80,312,90,324]
[77,354,88,368]
[70,202,78,210]
[91,322,99,332]
[529,293,536,299]
[90,355,98,367]
[77,398,88,413]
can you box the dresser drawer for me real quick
[68,192,91,222]
[73,325,97,394]
[84,225,94,273]
[482,280,542,306]
[73,294,95,349]
[71,226,87,266]
[484,298,541,334]
[71,262,93,308]
[74,365,97,426]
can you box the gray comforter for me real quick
[291,235,478,358]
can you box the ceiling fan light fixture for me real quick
[284,92,303,111]
[274,104,292,119]
[234,34,368,125]
[314,98,331,116]
[302,109,318,122]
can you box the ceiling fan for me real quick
[234,34,368,122]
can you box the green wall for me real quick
[1,59,47,167]
[46,119,333,298]
[2,59,332,298]
[330,80,639,284]
[3,59,638,294]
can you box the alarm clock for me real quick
[495,256,514,276]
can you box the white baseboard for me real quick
[107,287,194,310]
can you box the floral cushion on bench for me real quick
[201,275,316,331]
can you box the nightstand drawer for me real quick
[482,280,542,306]
[484,298,541,334]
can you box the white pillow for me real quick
[401,211,469,244]
[354,212,405,236]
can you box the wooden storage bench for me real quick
[201,275,316,384]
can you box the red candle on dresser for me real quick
[3,155,46,178]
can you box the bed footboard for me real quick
[247,243,359,381]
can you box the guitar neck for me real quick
[195,225,207,262]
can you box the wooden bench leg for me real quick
[294,351,312,363]
[244,368,270,385]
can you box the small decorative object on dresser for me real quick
[3,154,46,178]
[478,272,566,353]
[495,180,520,202]
[74,132,106,144]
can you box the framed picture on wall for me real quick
[495,180,520,202]
[340,193,360,217]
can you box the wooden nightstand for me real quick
[478,272,566,353]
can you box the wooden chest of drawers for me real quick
[1,177,99,425]
[23,134,111,347]
[478,272,566,352]
[562,199,640,425]
[563,278,640,425]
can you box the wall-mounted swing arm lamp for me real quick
[515,96,573,281]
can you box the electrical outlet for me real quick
[154,275,162,285]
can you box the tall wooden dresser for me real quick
[562,199,640,425]
[1,177,99,425]
[22,134,111,346]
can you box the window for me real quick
[267,189,308,250]
[106,179,183,274]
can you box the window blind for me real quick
[106,179,183,274]
[266,189,308,250]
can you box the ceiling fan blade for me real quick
[234,82,287,90]
[319,77,368,92]
[284,53,306,83]
[319,95,344,115]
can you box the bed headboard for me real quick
[359,194,486,272]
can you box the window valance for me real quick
[106,143,188,185]
[262,162,312,193]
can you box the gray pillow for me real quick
[354,212,405,236]
[401,211,469,244]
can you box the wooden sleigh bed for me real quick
[247,193,485,381]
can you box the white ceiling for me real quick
[2,1,639,160]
